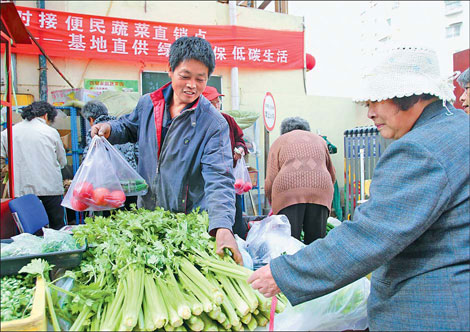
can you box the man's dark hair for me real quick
[21,101,58,123]
[169,37,215,77]
[391,94,436,111]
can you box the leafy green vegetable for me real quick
[0,274,35,322]
[50,207,286,331]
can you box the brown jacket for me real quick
[265,130,336,214]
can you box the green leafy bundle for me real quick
[0,274,35,322]
[53,207,287,331]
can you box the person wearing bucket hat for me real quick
[202,85,250,239]
[456,67,469,114]
[248,44,469,331]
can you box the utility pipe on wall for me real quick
[37,0,47,101]
[229,1,239,111]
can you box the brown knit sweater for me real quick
[265,130,336,214]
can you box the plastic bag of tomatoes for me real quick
[233,157,252,195]
[61,136,148,211]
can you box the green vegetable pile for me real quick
[0,274,36,322]
[50,207,287,331]
[1,229,80,258]
[326,222,335,235]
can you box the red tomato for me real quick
[92,187,110,206]
[243,182,253,192]
[234,179,244,190]
[71,196,88,211]
[106,190,126,208]
[73,181,94,200]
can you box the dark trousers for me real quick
[38,195,65,230]
[279,203,329,245]
[233,194,248,239]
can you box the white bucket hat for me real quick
[353,44,456,103]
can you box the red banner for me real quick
[10,6,304,70]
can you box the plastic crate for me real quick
[243,215,268,231]
[1,239,87,276]
[247,166,258,187]
[0,277,46,331]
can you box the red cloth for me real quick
[221,112,248,167]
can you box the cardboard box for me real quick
[50,88,100,107]
[58,129,72,150]
[247,166,258,187]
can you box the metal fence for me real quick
[343,126,393,219]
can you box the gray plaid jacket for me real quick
[271,101,470,331]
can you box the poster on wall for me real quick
[84,79,138,92]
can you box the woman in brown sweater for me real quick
[265,117,336,244]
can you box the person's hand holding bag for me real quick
[90,122,111,138]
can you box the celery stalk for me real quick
[245,314,258,331]
[207,305,221,320]
[101,278,126,331]
[144,275,168,329]
[219,289,240,327]
[159,279,183,327]
[179,258,224,304]
[182,291,203,316]
[218,275,250,317]
[231,323,244,331]
[254,312,269,327]
[177,270,214,313]
[186,315,204,331]
[231,277,258,313]
[199,312,219,332]
[120,269,145,330]
[241,313,252,325]
[165,268,191,320]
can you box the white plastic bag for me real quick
[269,277,370,331]
[61,136,147,211]
[233,157,252,195]
[247,215,370,332]
[245,215,306,270]
[234,234,254,270]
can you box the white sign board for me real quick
[263,92,276,132]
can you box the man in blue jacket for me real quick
[248,44,470,330]
[91,37,242,263]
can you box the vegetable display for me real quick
[50,207,287,331]
[1,229,80,258]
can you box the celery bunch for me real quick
[51,207,288,331]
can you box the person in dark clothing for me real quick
[202,86,249,239]
[81,100,139,211]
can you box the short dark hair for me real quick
[391,94,436,111]
[81,100,108,120]
[280,117,311,135]
[169,37,215,77]
[21,101,58,123]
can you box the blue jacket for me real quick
[271,101,469,331]
[107,83,235,235]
